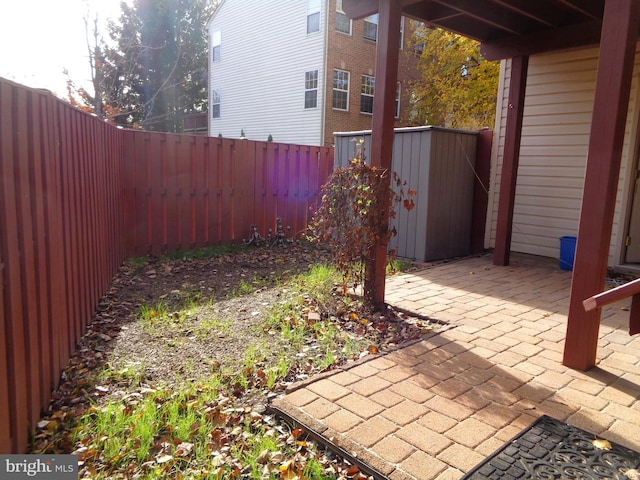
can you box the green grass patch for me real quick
[387,257,413,274]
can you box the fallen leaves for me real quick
[27,244,422,480]
[592,438,612,450]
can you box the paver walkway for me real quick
[272,253,640,479]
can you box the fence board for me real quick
[276,145,290,232]
[30,90,52,412]
[44,91,66,379]
[1,81,29,453]
[148,133,164,256]
[180,137,193,249]
[18,88,43,429]
[193,137,207,248]
[0,253,8,453]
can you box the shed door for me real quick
[626,168,640,262]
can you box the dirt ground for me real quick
[41,242,435,419]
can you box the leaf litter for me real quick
[28,243,440,479]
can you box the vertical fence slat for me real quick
[1,81,29,453]
[0,256,9,453]
[221,140,233,243]
[298,147,311,237]
[287,146,299,233]
[0,83,13,452]
[19,89,44,428]
[122,131,136,256]
[262,144,276,233]
[180,137,193,248]
[133,134,149,255]
[206,139,218,244]
[194,137,207,247]
[162,136,175,252]
[276,144,290,231]
[44,91,66,382]
[149,134,164,256]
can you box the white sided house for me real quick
[207,0,326,145]
[486,45,640,270]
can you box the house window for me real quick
[211,90,221,118]
[360,75,374,114]
[413,21,426,56]
[395,82,401,118]
[305,70,318,109]
[363,14,378,41]
[332,69,349,110]
[307,0,320,34]
[335,0,351,34]
[212,29,221,62]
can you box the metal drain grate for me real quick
[462,415,640,479]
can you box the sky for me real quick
[1,0,124,97]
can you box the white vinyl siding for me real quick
[207,0,325,145]
[487,45,640,266]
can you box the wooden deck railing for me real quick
[583,278,640,335]
[0,77,333,453]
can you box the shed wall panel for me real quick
[335,127,478,261]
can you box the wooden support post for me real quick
[493,55,528,266]
[471,129,492,254]
[563,0,640,370]
[365,0,401,309]
[630,295,640,336]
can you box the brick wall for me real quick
[323,0,421,146]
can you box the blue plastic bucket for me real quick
[559,236,577,271]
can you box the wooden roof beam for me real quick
[480,20,601,61]
[489,0,560,28]
[556,0,605,21]
[433,0,527,36]
[402,3,464,26]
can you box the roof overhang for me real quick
[343,0,606,60]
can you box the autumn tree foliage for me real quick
[67,0,214,132]
[408,25,500,130]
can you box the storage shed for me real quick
[334,126,481,262]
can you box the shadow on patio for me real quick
[270,253,640,480]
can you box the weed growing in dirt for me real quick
[261,263,372,378]
[138,302,169,331]
[195,314,232,339]
[96,361,146,387]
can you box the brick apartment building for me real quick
[207,0,421,146]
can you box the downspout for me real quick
[320,0,329,146]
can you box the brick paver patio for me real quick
[271,253,640,479]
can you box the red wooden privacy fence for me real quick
[0,77,333,453]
